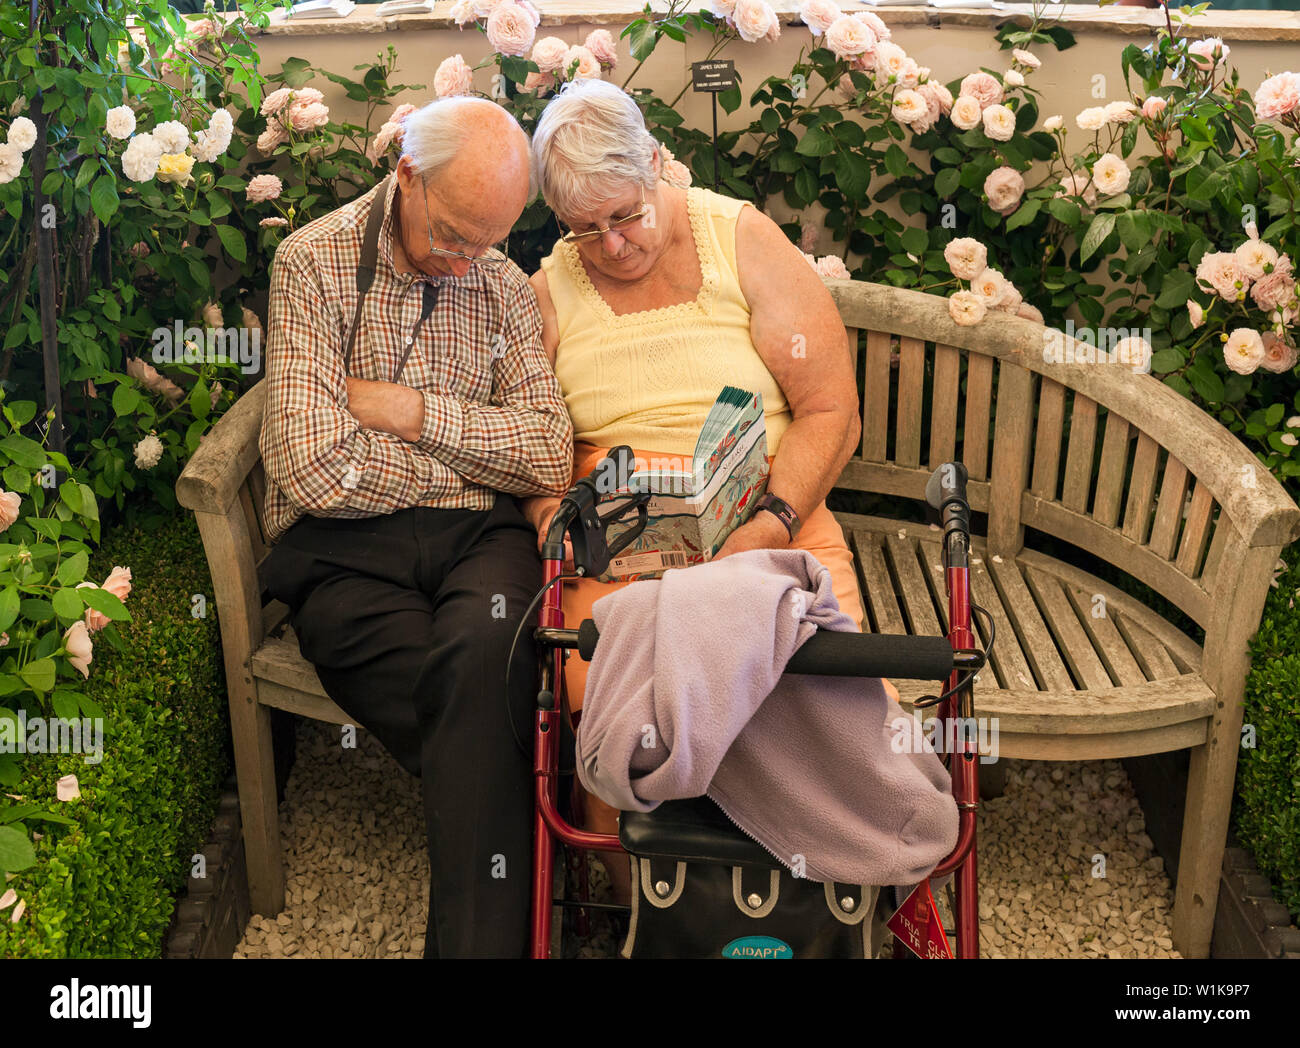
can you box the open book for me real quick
[598,387,769,582]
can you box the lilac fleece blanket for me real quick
[575,548,959,886]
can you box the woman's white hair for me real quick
[531,79,660,220]
[400,96,536,199]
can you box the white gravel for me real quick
[233,720,1181,959]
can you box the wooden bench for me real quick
[175,279,1300,959]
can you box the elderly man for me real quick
[258,97,573,958]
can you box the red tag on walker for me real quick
[886,881,953,959]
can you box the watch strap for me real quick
[755,492,800,539]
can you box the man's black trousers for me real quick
[262,493,540,958]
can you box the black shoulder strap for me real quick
[342,174,392,375]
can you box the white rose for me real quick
[7,116,37,152]
[1042,114,1062,132]
[106,105,137,140]
[1076,107,1107,131]
[981,103,1016,142]
[1004,70,1025,88]
[1091,153,1131,196]
[950,95,982,131]
[0,142,21,185]
[120,132,163,182]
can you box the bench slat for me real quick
[895,336,926,469]
[987,556,1075,691]
[250,631,328,696]
[1199,509,1231,589]
[863,330,892,461]
[1175,481,1216,578]
[239,483,267,570]
[884,532,942,636]
[1148,455,1190,560]
[1121,431,1160,545]
[248,459,268,537]
[929,344,961,470]
[851,530,907,635]
[1031,377,1066,499]
[1092,411,1131,529]
[963,353,993,481]
[968,554,1038,690]
[1061,393,1098,513]
[1023,565,1114,690]
[1063,583,1147,688]
[1113,612,1179,680]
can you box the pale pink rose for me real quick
[1260,332,1299,373]
[1187,300,1205,329]
[1004,69,1025,88]
[85,379,98,399]
[260,217,289,228]
[102,565,132,602]
[391,103,418,125]
[981,103,1016,142]
[1054,170,1097,207]
[1188,37,1229,71]
[1076,107,1108,131]
[1223,328,1266,375]
[1235,239,1280,281]
[126,357,185,404]
[186,18,220,42]
[918,79,952,116]
[984,166,1025,215]
[1102,100,1138,125]
[0,491,20,532]
[531,36,569,74]
[0,632,7,647]
[1255,71,1300,120]
[523,70,553,93]
[972,267,1010,308]
[585,29,618,68]
[873,41,909,84]
[128,241,150,259]
[1250,270,1297,311]
[563,45,602,80]
[434,54,475,97]
[1113,335,1152,373]
[1091,153,1131,196]
[814,255,851,280]
[517,0,541,25]
[853,11,890,41]
[891,89,928,126]
[449,0,476,25]
[993,283,1023,315]
[662,159,692,188]
[959,72,1003,110]
[1196,251,1245,300]
[202,301,223,328]
[288,100,329,132]
[799,0,840,36]
[1141,96,1167,120]
[367,121,401,162]
[260,87,293,117]
[1017,302,1044,323]
[76,582,110,633]
[486,2,537,57]
[824,15,876,60]
[799,223,819,255]
[949,95,982,131]
[257,123,288,155]
[949,290,986,326]
[944,237,988,281]
[289,87,324,106]
[246,174,283,204]
[1042,115,1063,132]
[1011,48,1040,70]
[63,620,93,679]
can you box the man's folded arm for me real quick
[414,288,574,496]
[259,248,463,515]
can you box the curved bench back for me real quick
[827,280,1300,636]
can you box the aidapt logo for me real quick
[722,936,793,959]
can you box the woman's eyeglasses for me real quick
[560,189,650,244]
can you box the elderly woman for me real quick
[521,80,894,889]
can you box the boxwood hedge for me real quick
[1232,549,1300,922]
[0,509,228,957]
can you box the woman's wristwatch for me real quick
[754,492,801,539]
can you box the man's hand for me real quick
[345,377,425,442]
[712,510,791,561]
[524,495,575,569]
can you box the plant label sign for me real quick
[886,880,953,959]
[691,59,736,94]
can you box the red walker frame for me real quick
[527,475,982,959]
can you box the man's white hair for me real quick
[401,96,536,199]
[531,79,660,221]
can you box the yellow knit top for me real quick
[538,185,792,460]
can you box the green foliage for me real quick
[1233,551,1300,920]
[0,510,227,956]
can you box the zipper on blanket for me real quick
[708,791,797,874]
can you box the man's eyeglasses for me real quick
[420,186,508,268]
[560,188,650,244]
